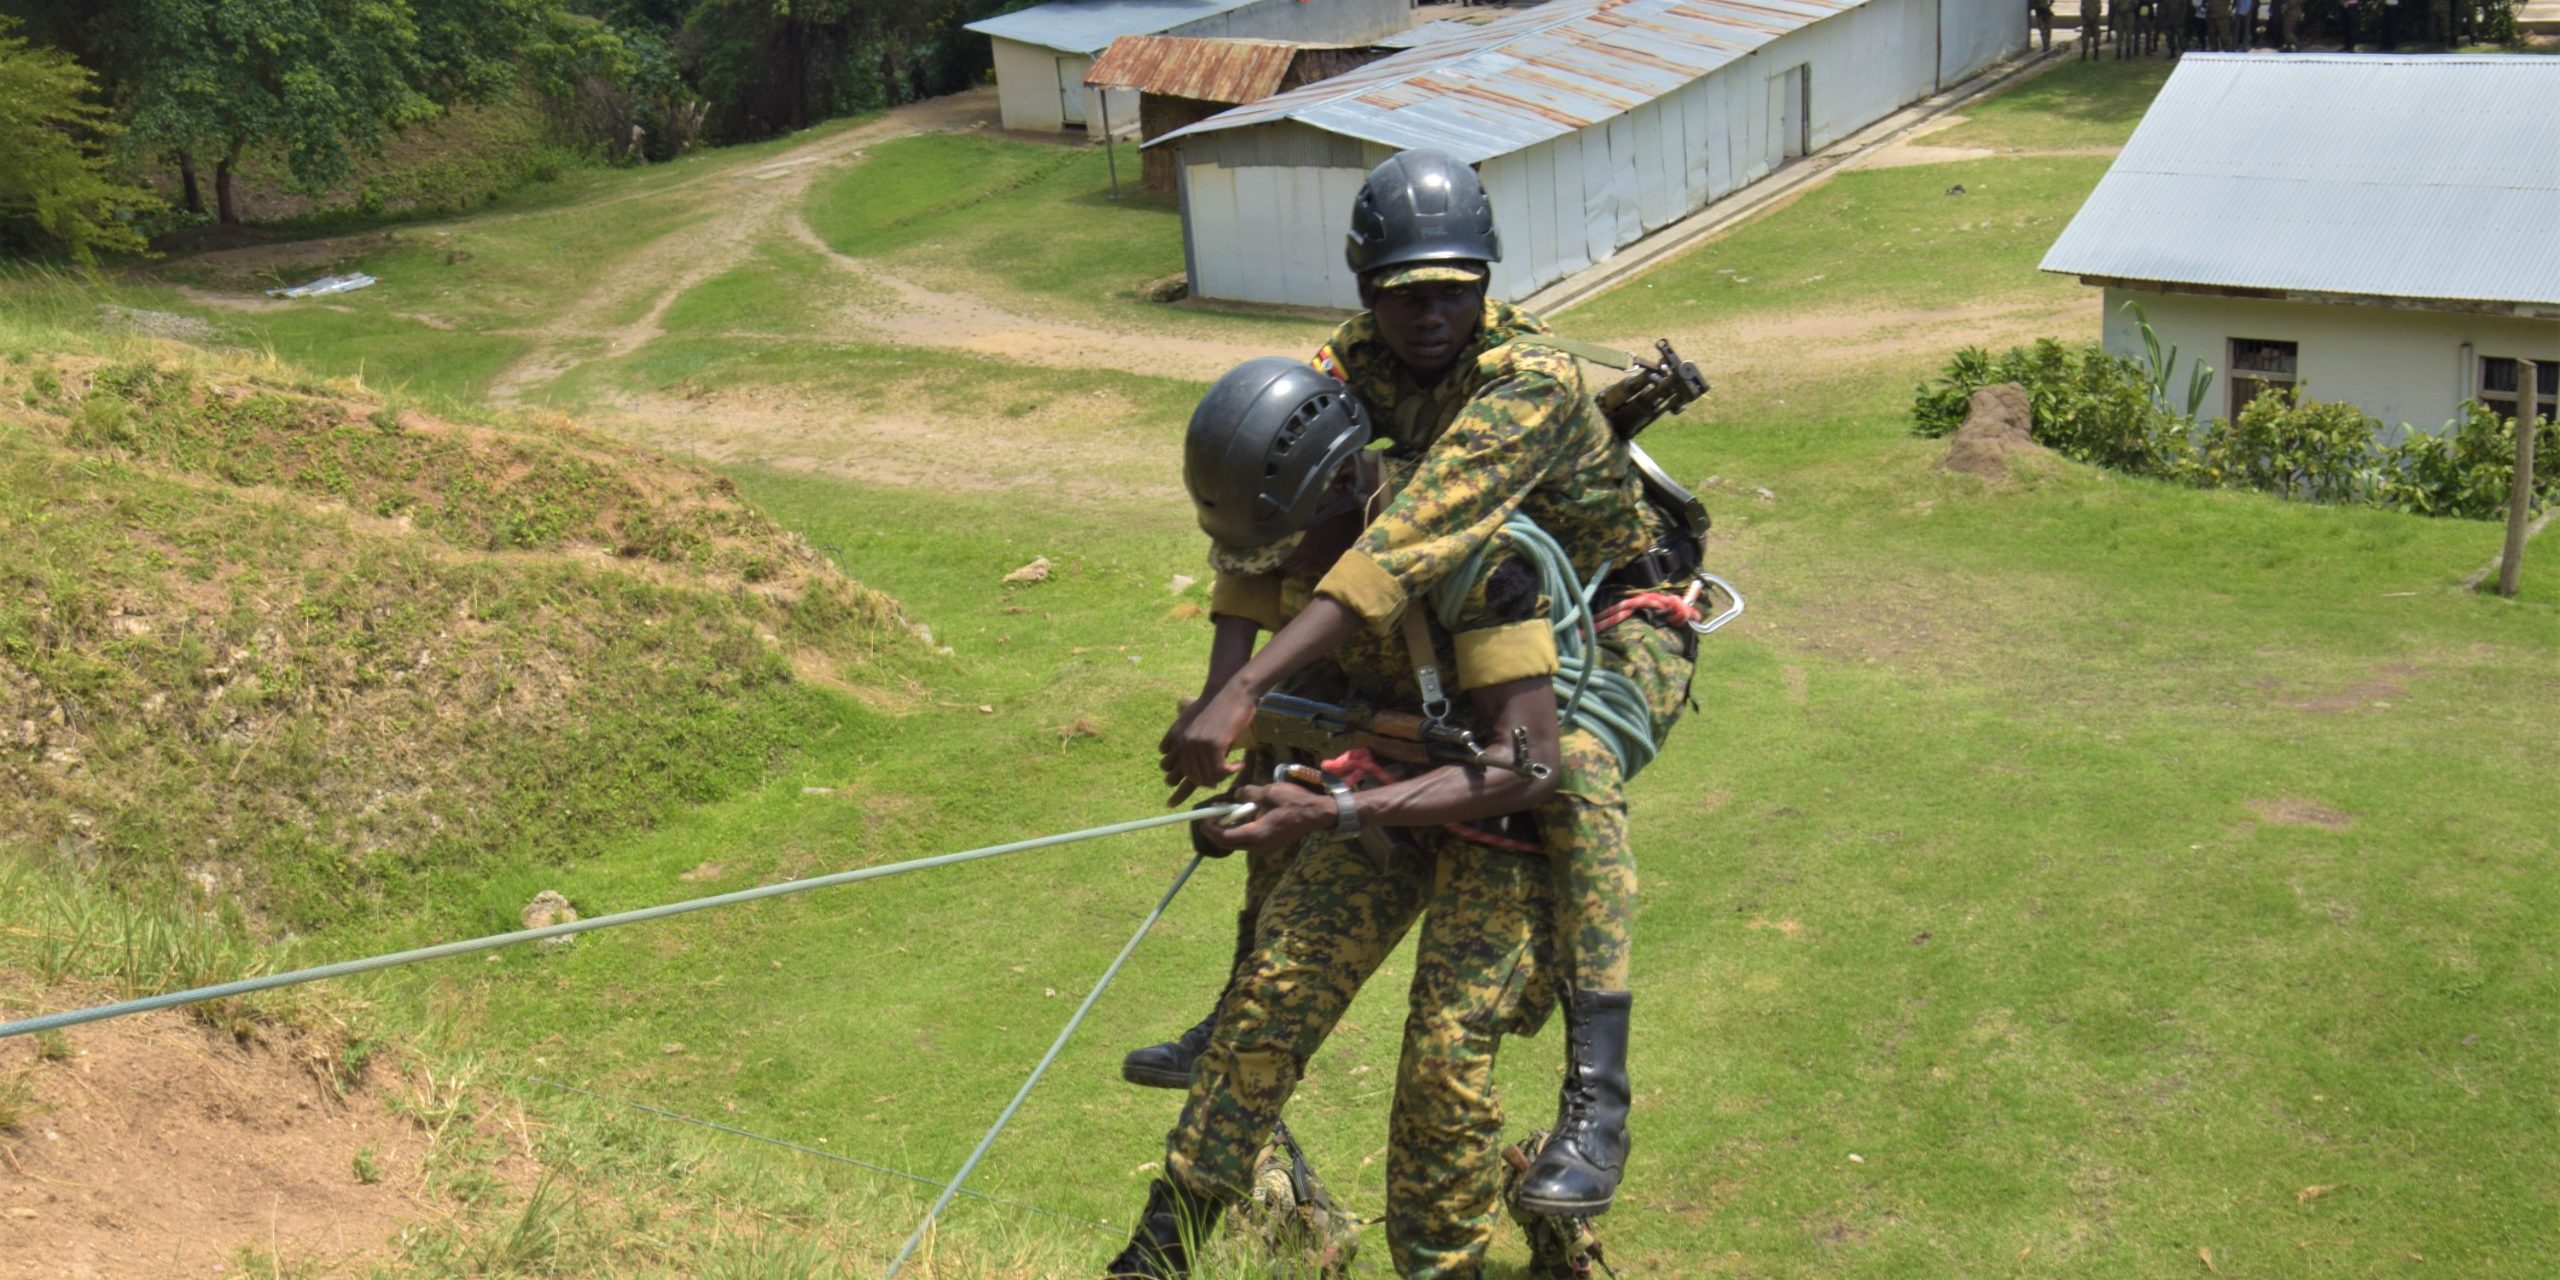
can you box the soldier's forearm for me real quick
[1345,677,1561,829]
[1223,596,1361,705]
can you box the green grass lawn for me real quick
[1571,157,2107,333]
[1927,58,2176,151]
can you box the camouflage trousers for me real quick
[1541,613,1694,993]
[1169,830,1558,1280]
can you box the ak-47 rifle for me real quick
[1595,338,1708,442]
[1592,338,1713,561]
[1252,692,1551,780]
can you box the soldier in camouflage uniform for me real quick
[1166,152,1697,1224]
[1111,360,1582,1280]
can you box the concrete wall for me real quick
[1177,0,1986,307]
[2102,287,2560,441]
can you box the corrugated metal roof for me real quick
[966,0,1271,55]
[2042,54,2560,307]
[1148,0,1851,162]
[1085,35,1301,100]
[1377,18,1492,48]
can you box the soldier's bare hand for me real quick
[1205,780,1332,854]
[1171,684,1254,789]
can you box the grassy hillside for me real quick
[0,307,910,932]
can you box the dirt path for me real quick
[484,90,1006,405]
[780,217,1280,383]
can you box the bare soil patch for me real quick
[595,390,1184,503]
[2278,663,2420,714]
[0,1006,435,1278]
[2247,796,2355,831]
[486,90,1005,405]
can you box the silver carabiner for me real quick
[1688,573,1746,636]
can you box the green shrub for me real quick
[2378,401,2560,520]
[1916,342,2556,521]
[2179,388,2381,504]
[1912,338,2178,473]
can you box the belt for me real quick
[1604,540,1697,592]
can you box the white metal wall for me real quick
[1936,0,2030,86]
[1481,0,1940,302]
[2102,287,2560,442]
[1178,0,2014,306]
[1182,161,1374,308]
[991,37,1066,132]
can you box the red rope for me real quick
[1593,589,1700,634]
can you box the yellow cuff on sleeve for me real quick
[1314,550,1408,633]
[1455,620,1560,691]
[1209,572,1284,631]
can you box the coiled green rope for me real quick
[1430,516,1666,779]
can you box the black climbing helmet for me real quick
[1344,149,1502,279]
[1185,357,1372,554]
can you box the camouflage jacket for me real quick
[1304,299,1658,633]
[1212,528,1558,701]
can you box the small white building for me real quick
[1149,0,2028,309]
[965,0,1407,136]
[2042,54,2560,436]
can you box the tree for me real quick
[0,18,156,260]
[113,0,550,225]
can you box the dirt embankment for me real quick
[1,1002,457,1277]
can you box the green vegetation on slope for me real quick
[8,56,2556,1280]
[0,329,909,930]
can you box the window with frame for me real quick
[2478,356,2558,425]
[2227,338,2298,422]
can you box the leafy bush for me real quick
[2177,388,2379,504]
[1913,338,2178,472]
[1915,346,2556,521]
[2375,401,2559,520]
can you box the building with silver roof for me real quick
[1146,0,2026,308]
[2043,54,2560,435]
[965,0,1405,136]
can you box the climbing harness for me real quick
[0,801,1249,1041]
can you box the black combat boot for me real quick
[1103,1176,1223,1278]
[1124,904,1257,1088]
[1516,990,1634,1216]
[1121,1006,1218,1089]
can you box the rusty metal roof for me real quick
[1148,0,1851,162]
[2042,54,2560,307]
[1085,35,1302,101]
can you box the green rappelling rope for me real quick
[1430,515,1666,780]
